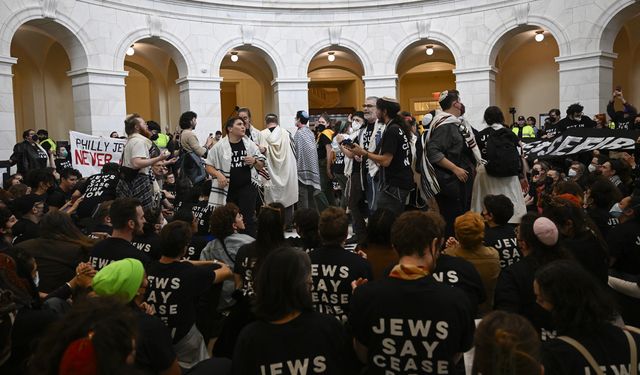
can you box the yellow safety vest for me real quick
[40,138,56,152]
[521,125,535,138]
[154,133,170,148]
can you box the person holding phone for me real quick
[608,86,638,130]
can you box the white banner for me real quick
[70,131,126,176]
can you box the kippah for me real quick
[380,96,399,104]
[439,90,449,102]
[533,217,559,246]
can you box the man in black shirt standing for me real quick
[89,197,151,270]
[309,207,372,323]
[351,97,414,216]
[555,103,596,135]
[349,211,475,374]
[541,108,562,139]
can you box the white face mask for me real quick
[610,203,624,218]
[568,169,577,177]
[588,164,597,173]
[351,121,362,133]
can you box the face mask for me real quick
[59,149,68,159]
[610,203,624,218]
[30,134,38,142]
[351,121,362,133]
[33,271,40,288]
[150,133,159,141]
[568,169,577,177]
[588,164,597,173]
[458,103,466,116]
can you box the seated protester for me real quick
[54,145,72,172]
[146,220,232,369]
[14,211,93,293]
[28,297,138,375]
[567,161,589,189]
[213,205,287,358]
[87,200,114,238]
[482,194,521,268]
[131,207,164,261]
[91,258,232,375]
[349,97,414,216]
[88,198,151,271]
[46,168,81,211]
[200,203,254,311]
[309,207,372,323]
[25,167,55,198]
[585,177,621,237]
[473,310,543,375]
[494,214,570,341]
[12,193,46,244]
[191,179,214,236]
[349,211,475,374]
[536,260,640,375]
[0,207,17,250]
[542,196,609,284]
[607,194,640,275]
[233,247,358,375]
[173,207,209,261]
[601,159,632,197]
[76,162,120,219]
[445,211,500,316]
[555,103,596,136]
[7,183,29,200]
[286,208,320,253]
[358,208,397,280]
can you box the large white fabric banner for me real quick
[70,131,125,176]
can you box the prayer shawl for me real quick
[205,137,265,207]
[260,126,299,207]
[294,126,321,190]
[367,121,387,178]
[429,112,483,165]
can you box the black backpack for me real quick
[484,127,520,177]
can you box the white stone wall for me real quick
[0,0,636,158]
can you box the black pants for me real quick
[436,176,473,238]
[226,183,258,237]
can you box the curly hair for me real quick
[209,203,240,240]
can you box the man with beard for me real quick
[555,103,596,135]
[117,114,170,210]
[238,107,266,154]
[88,197,151,271]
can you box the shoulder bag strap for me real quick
[623,327,638,375]
[557,336,604,375]
[220,238,236,263]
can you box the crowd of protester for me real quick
[0,88,639,375]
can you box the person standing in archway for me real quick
[294,110,328,212]
[316,113,336,207]
[238,107,266,154]
[10,129,51,175]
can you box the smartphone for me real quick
[340,138,354,148]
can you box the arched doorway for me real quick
[611,13,640,109]
[492,27,560,125]
[396,40,456,125]
[123,39,182,133]
[220,46,276,129]
[307,47,365,122]
[11,20,85,142]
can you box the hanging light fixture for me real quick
[230,52,239,62]
[535,31,545,42]
[126,45,135,56]
[425,45,434,56]
[327,52,336,62]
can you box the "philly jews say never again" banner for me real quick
[522,128,640,159]
[70,131,126,176]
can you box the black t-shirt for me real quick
[556,116,596,135]
[146,261,218,343]
[432,254,486,317]
[55,157,72,171]
[232,310,357,375]
[77,173,119,219]
[46,187,71,209]
[183,234,210,261]
[563,231,609,284]
[134,310,176,374]
[317,132,332,161]
[333,151,345,175]
[484,224,521,269]
[587,207,619,239]
[286,236,319,254]
[191,200,213,234]
[379,124,413,190]
[132,232,163,261]
[607,219,640,275]
[542,324,640,375]
[349,276,475,374]
[12,218,40,244]
[543,123,559,138]
[494,256,556,341]
[229,141,251,190]
[354,123,375,175]
[309,245,373,323]
[88,237,151,271]
[234,243,258,297]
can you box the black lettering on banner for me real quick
[522,129,640,159]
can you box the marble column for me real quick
[363,74,398,100]
[177,76,223,142]
[453,66,497,130]
[67,68,128,136]
[0,56,17,160]
[556,52,617,117]
[272,78,310,132]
